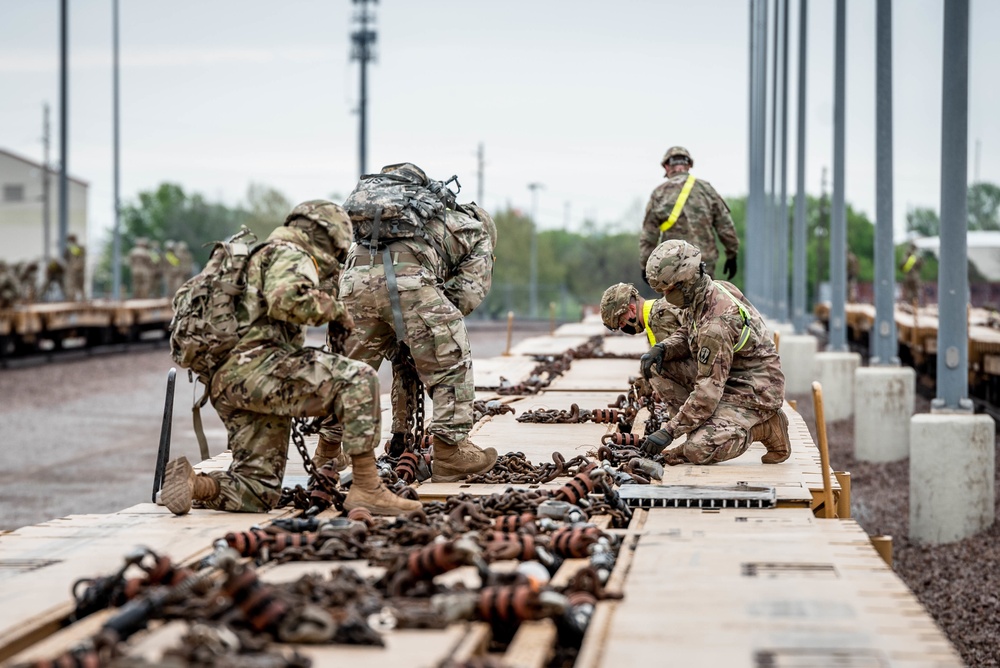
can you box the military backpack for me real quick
[343,163,460,250]
[168,227,260,384]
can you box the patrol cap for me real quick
[600,282,639,330]
[661,146,694,168]
[645,240,702,294]
[285,200,353,256]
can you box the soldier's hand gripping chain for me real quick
[723,255,739,281]
[641,429,673,457]
[640,344,666,380]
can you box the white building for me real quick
[0,147,88,269]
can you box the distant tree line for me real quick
[96,180,1000,311]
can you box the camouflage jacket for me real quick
[646,298,683,343]
[0,266,19,309]
[349,208,493,316]
[657,276,784,437]
[237,226,347,349]
[639,172,739,271]
[128,247,154,275]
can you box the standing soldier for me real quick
[847,251,860,303]
[163,241,184,296]
[15,261,39,303]
[128,238,155,299]
[329,163,497,483]
[40,258,65,301]
[0,260,21,309]
[899,242,924,307]
[176,240,195,281]
[149,240,164,297]
[638,240,790,466]
[63,233,87,301]
[639,146,740,283]
[161,201,420,516]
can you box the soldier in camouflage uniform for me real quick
[638,240,790,466]
[0,260,20,309]
[161,200,421,516]
[176,240,195,281]
[600,282,695,413]
[63,233,86,301]
[899,242,924,307]
[639,146,739,283]
[149,241,165,298]
[15,261,39,303]
[847,251,860,303]
[128,238,155,299]
[163,241,185,296]
[332,163,497,483]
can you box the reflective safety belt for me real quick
[902,255,917,273]
[713,282,752,352]
[659,174,697,232]
[642,298,657,346]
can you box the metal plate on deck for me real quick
[618,483,776,509]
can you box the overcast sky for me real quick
[1,0,998,248]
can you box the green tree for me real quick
[968,182,1000,231]
[907,207,939,237]
[241,183,292,241]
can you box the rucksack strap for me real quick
[383,246,408,345]
[660,175,697,232]
[192,380,212,461]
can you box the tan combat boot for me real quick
[312,435,349,472]
[751,410,792,464]
[431,436,498,483]
[161,457,220,515]
[343,452,422,516]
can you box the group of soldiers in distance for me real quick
[0,236,195,310]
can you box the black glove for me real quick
[642,429,673,457]
[640,344,665,380]
[641,267,650,287]
[723,255,738,281]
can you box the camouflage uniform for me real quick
[63,234,86,301]
[163,241,185,296]
[176,241,195,283]
[847,251,859,303]
[639,172,739,279]
[647,244,784,464]
[339,207,493,446]
[128,239,155,299]
[16,261,39,302]
[149,241,165,298]
[40,258,65,300]
[204,224,376,512]
[0,261,20,309]
[900,245,924,306]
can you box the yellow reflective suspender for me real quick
[659,174,697,232]
[713,282,752,352]
[902,254,917,273]
[642,299,657,346]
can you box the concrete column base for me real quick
[910,413,995,544]
[779,335,818,395]
[815,351,861,422]
[854,366,915,462]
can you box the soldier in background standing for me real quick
[899,242,924,307]
[149,241,164,298]
[0,260,21,309]
[639,146,740,283]
[15,261,39,302]
[163,241,184,296]
[638,240,790,466]
[63,233,87,301]
[40,258,65,301]
[176,240,194,281]
[128,238,155,299]
[847,251,860,303]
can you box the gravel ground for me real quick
[791,391,1000,667]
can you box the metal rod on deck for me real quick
[834,470,851,518]
[810,381,836,518]
[152,368,176,502]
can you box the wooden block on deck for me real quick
[600,336,649,357]
[546,359,637,392]
[473,356,539,389]
[509,336,591,357]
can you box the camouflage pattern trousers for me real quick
[655,357,777,465]
[340,265,474,445]
[204,343,379,512]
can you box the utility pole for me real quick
[792,0,808,333]
[829,0,848,352]
[873,0,897,364]
[112,0,122,300]
[528,182,543,319]
[42,103,51,265]
[350,0,377,177]
[58,0,69,256]
[817,167,828,305]
[776,0,790,323]
[477,142,484,203]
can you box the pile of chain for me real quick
[31,470,627,668]
[473,399,516,422]
[463,452,592,485]
[495,336,602,395]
